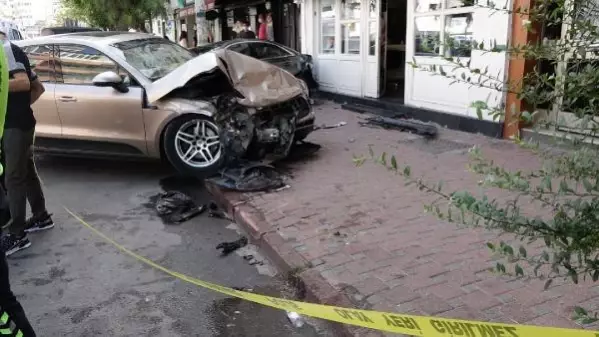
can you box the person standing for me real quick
[0,31,54,256]
[238,21,256,39]
[258,14,268,40]
[0,36,37,337]
[178,31,189,48]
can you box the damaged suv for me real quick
[16,32,315,175]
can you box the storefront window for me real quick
[415,16,441,55]
[414,0,474,57]
[369,20,377,55]
[444,13,473,57]
[341,0,361,20]
[369,0,377,19]
[415,0,442,13]
[340,0,361,54]
[341,22,360,54]
[321,0,336,54]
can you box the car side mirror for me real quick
[92,71,129,93]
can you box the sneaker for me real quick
[1,234,31,256]
[24,212,54,233]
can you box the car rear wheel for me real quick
[163,115,225,176]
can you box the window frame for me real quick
[22,44,55,83]
[54,43,139,87]
[537,0,599,132]
[413,0,475,58]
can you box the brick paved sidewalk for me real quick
[209,102,599,336]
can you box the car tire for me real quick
[163,114,225,176]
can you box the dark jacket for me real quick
[238,30,256,39]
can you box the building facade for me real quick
[299,0,512,125]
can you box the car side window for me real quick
[227,43,254,57]
[23,44,53,83]
[56,44,121,85]
[252,43,290,60]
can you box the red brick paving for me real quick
[220,102,599,334]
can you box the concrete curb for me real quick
[205,181,386,337]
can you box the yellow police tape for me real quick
[62,207,597,337]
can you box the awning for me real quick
[206,0,215,10]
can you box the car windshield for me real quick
[113,38,195,81]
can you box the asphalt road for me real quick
[7,155,336,337]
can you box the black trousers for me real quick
[0,184,35,336]
[0,255,36,336]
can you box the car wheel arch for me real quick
[157,110,216,161]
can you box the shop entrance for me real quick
[380,0,407,101]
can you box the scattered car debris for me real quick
[281,141,321,165]
[216,236,249,256]
[154,191,205,224]
[360,116,438,139]
[207,163,286,192]
[208,202,228,219]
[147,49,315,175]
[315,121,347,130]
[286,312,305,328]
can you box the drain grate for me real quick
[400,138,473,155]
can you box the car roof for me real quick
[15,31,162,48]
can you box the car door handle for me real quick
[58,96,77,102]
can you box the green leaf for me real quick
[593,270,599,282]
[403,166,411,177]
[503,244,514,256]
[569,270,579,284]
[487,242,495,250]
[544,279,553,290]
[380,152,387,165]
[391,155,398,170]
[574,306,588,316]
[515,264,524,277]
[519,246,527,258]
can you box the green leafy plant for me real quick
[60,0,166,31]
[359,0,599,324]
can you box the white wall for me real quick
[302,0,512,121]
[405,0,511,121]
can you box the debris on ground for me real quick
[286,312,305,328]
[284,141,322,163]
[216,236,249,256]
[314,121,347,130]
[154,191,206,224]
[359,115,438,139]
[208,202,228,219]
[207,163,286,192]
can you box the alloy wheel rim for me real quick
[174,119,222,168]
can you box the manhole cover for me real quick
[401,138,472,155]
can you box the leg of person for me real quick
[23,138,53,233]
[0,253,36,336]
[1,128,32,256]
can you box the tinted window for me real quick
[23,45,53,83]
[9,29,21,41]
[228,43,254,56]
[252,43,290,59]
[56,44,120,85]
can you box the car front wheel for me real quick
[163,115,225,176]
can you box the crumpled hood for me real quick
[146,49,305,107]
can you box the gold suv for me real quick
[16,32,315,175]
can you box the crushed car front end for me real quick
[146,49,315,174]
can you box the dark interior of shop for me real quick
[382,0,407,101]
